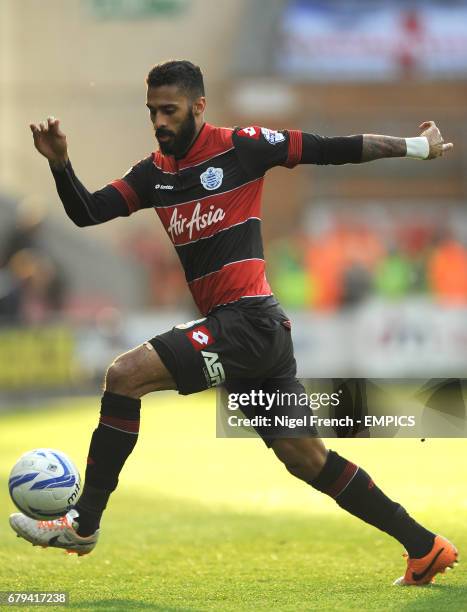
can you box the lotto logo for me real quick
[201,351,225,386]
[237,126,260,139]
[186,325,214,351]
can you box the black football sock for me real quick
[310,450,435,558]
[74,391,141,537]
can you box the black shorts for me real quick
[149,297,318,446]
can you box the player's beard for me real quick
[156,108,197,158]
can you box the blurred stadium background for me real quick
[0,0,466,401]
[1,1,467,608]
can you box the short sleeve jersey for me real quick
[110,123,302,315]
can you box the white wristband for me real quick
[405,137,429,160]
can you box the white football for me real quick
[8,448,81,520]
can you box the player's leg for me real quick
[271,435,458,584]
[10,308,238,553]
[10,341,176,554]
[271,435,435,551]
[256,375,432,550]
[239,304,459,584]
[73,342,176,537]
[72,309,244,543]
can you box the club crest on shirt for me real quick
[200,167,223,191]
[261,127,285,145]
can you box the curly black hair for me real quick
[146,60,205,99]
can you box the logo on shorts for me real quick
[201,351,225,386]
[200,167,223,191]
[186,325,214,351]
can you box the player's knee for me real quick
[103,343,176,398]
[272,438,327,482]
[105,354,137,395]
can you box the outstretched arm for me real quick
[361,121,453,162]
[30,117,137,227]
[30,116,69,169]
[299,120,453,167]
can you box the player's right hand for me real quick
[418,120,453,159]
[30,117,68,168]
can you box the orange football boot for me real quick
[394,535,458,586]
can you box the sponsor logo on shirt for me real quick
[167,202,225,241]
[237,126,260,139]
[155,184,174,190]
[261,127,285,145]
[186,325,214,351]
[200,167,223,191]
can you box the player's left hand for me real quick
[419,121,453,159]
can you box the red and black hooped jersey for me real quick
[112,124,301,314]
[51,124,361,315]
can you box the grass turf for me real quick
[0,392,466,611]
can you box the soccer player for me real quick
[10,61,457,586]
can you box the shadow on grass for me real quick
[1,487,465,611]
[398,584,467,611]
[69,601,199,611]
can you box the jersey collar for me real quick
[157,122,215,172]
[177,122,208,159]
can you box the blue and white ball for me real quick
[9,449,81,520]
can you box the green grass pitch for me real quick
[0,392,466,611]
